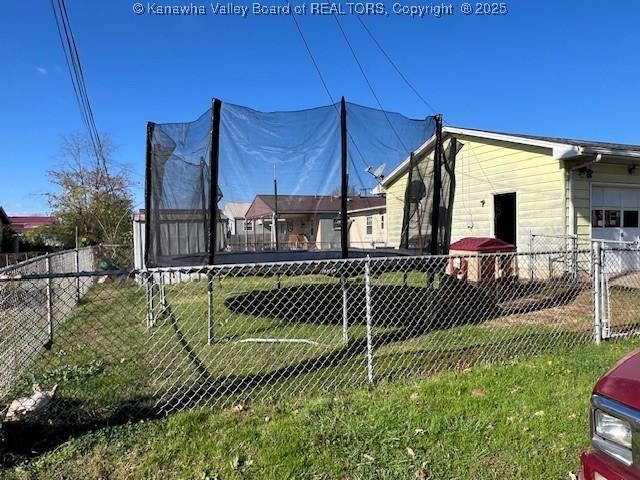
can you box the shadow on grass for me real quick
[0,276,588,467]
[0,395,160,468]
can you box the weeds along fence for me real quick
[0,247,97,395]
[0,252,48,269]
[5,245,632,439]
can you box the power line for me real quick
[332,14,409,153]
[287,11,372,189]
[355,16,439,115]
[51,0,106,173]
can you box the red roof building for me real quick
[8,216,53,234]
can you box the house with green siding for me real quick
[380,127,640,252]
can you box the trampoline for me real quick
[144,98,457,268]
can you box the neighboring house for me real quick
[0,207,11,252]
[133,209,227,269]
[244,195,386,251]
[221,202,251,235]
[347,199,386,249]
[8,215,53,234]
[381,126,640,252]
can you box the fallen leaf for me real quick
[471,388,485,397]
[363,453,375,462]
[410,392,420,402]
[414,428,425,436]
[455,361,472,373]
[568,413,577,420]
[407,447,415,459]
[507,416,516,423]
[534,410,545,417]
[415,468,429,480]
[231,404,245,413]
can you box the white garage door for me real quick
[592,185,640,273]
[591,185,640,244]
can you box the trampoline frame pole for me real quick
[340,97,348,259]
[207,271,214,344]
[144,122,154,268]
[429,114,443,255]
[209,98,222,265]
[400,153,414,250]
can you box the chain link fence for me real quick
[0,247,97,396]
[1,243,639,456]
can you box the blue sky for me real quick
[2,0,639,214]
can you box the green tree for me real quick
[45,133,134,259]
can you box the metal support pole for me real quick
[209,99,222,265]
[341,276,348,343]
[365,256,374,383]
[146,272,155,328]
[207,271,214,344]
[572,235,579,281]
[45,257,53,349]
[593,241,602,344]
[528,231,534,282]
[340,97,349,259]
[159,273,167,309]
[75,226,80,302]
[429,114,443,255]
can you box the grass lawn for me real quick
[4,339,640,479]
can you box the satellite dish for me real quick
[407,180,426,202]
[365,163,386,180]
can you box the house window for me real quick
[366,216,373,235]
[624,210,639,228]
[380,214,385,230]
[591,210,603,228]
[333,218,341,231]
[605,210,621,228]
[245,220,253,231]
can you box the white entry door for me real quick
[591,185,640,273]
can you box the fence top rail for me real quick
[0,268,131,283]
[0,246,96,275]
[530,234,578,239]
[0,247,593,282]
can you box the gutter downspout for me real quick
[568,153,603,238]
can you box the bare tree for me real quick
[45,133,134,258]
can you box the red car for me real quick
[581,350,640,479]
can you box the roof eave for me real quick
[380,132,440,187]
[581,146,640,160]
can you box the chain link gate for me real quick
[594,240,640,341]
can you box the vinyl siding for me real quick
[349,209,386,248]
[384,136,567,250]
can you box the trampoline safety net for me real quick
[145,98,455,267]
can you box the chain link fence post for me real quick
[145,272,155,328]
[207,270,214,345]
[528,231,535,282]
[593,241,602,344]
[159,272,167,309]
[572,235,579,281]
[75,228,80,304]
[45,256,53,349]
[365,256,374,384]
[341,275,348,343]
